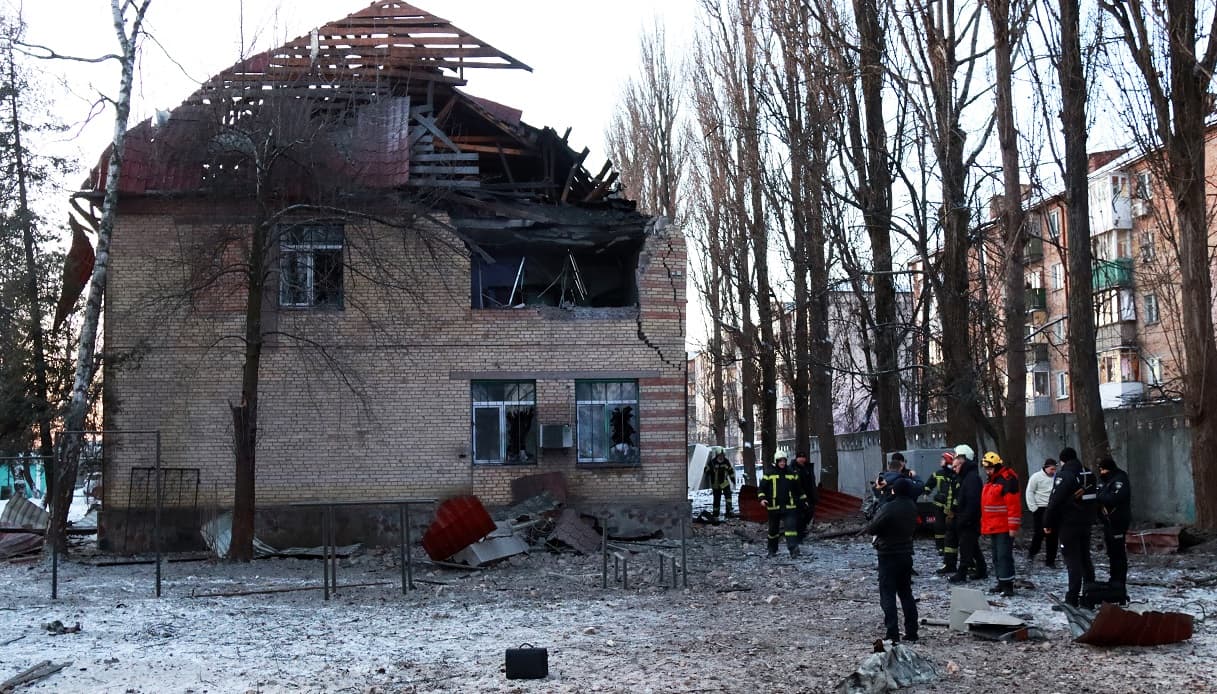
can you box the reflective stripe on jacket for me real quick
[981,466,1022,534]
[757,471,805,510]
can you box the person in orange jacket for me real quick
[980,451,1021,596]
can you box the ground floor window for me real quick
[577,380,639,464]
[471,381,537,464]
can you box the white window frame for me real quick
[1145,356,1163,385]
[279,224,344,309]
[1144,293,1160,324]
[1050,263,1064,290]
[471,381,537,465]
[576,380,640,464]
[1056,371,1070,400]
[1046,210,1061,242]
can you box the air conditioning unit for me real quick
[540,424,573,449]
[1131,199,1150,217]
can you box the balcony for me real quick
[1024,236,1044,262]
[1093,258,1133,290]
[1026,396,1054,417]
[1095,322,1137,350]
[1026,288,1047,313]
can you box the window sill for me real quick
[577,462,642,470]
[473,461,539,467]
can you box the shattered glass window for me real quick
[471,381,536,464]
[576,380,639,464]
[279,224,344,309]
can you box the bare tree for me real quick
[1099,0,1217,525]
[45,0,152,553]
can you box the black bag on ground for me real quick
[505,643,548,679]
[1080,581,1126,609]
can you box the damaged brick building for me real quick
[80,2,686,550]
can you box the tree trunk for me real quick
[229,218,268,562]
[852,0,906,454]
[990,0,1029,482]
[48,0,152,554]
[1057,0,1110,466]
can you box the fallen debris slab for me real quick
[1076,603,1194,647]
[0,496,49,530]
[547,509,601,554]
[42,620,81,635]
[0,660,71,693]
[451,535,529,567]
[835,640,939,693]
[0,532,42,560]
[1126,527,1181,555]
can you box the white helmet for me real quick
[710,446,725,457]
[953,444,975,461]
[774,449,790,463]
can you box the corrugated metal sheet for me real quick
[1076,603,1194,646]
[421,495,495,561]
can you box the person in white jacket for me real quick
[1025,458,1058,567]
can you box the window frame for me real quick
[470,380,538,465]
[575,379,641,465]
[1046,209,1061,242]
[1144,293,1160,325]
[1050,263,1064,291]
[1056,371,1070,400]
[278,224,345,310]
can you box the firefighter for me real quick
[758,450,808,558]
[703,446,736,520]
[980,451,1021,597]
[924,451,958,572]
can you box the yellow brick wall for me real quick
[102,199,687,511]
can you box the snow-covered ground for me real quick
[1,517,1215,693]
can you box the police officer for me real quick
[793,451,818,540]
[1097,456,1131,600]
[758,450,807,558]
[865,477,920,643]
[1045,446,1097,607]
[925,451,958,573]
[703,446,736,520]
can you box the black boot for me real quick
[948,573,968,584]
[935,557,957,575]
[999,580,1015,597]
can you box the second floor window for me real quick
[280,224,344,309]
[1144,294,1160,324]
[1051,264,1064,290]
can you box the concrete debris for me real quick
[498,491,563,522]
[509,473,567,507]
[547,509,602,554]
[43,620,82,635]
[835,640,940,694]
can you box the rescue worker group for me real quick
[702,445,1132,643]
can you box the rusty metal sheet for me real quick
[0,531,43,559]
[1075,603,1194,647]
[421,495,496,561]
[1126,526,1181,555]
[817,489,865,522]
[736,485,768,523]
[1,496,49,530]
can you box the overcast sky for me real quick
[12,0,698,183]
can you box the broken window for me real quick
[470,240,642,309]
[471,381,537,464]
[279,224,344,309]
[576,380,639,464]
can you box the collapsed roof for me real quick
[84,1,639,227]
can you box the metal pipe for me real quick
[405,503,414,590]
[600,519,608,589]
[154,431,162,598]
[399,503,407,594]
[322,509,330,601]
[681,507,688,588]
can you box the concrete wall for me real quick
[811,404,1194,526]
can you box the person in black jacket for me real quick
[949,447,987,584]
[793,451,818,540]
[1097,456,1131,597]
[1044,446,1097,607]
[865,477,920,643]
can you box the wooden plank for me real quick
[412,152,478,162]
[411,165,480,175]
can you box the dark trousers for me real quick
[1102,523,1128,587]
[712,487,733,517]
[797,504,816,539]
[957,522,986,578]
[878,553,918,641]
[931,508,948,555]
[767,508,799,554]
[941,514,959,568]
[1028,508,1057,565]
[1058,523,1096,601]
[990,532,1014,582]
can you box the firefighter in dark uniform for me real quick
[758,450,808,558]
[924,451,958,572]
[703,446,736,519]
